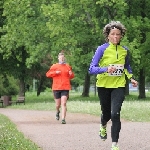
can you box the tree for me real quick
[125,0,150,98]
[0,0,52,96]
[1,0,150,99]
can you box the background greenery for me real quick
[0,0,150,98]
[1,1,150,148]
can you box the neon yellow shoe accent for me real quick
[99,125,107,141]
[111,145,119,150]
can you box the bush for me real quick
[44,87,52,92]
[0,75,19,96]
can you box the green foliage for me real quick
[1,0,51,66]
[0,0,150,97]
[0,114,40,150]
[44,87,52,92]
[0,75,19,96]
[0,0,54,96]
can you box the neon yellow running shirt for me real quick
[89,42,133,88]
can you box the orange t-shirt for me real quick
[46,63,74,90]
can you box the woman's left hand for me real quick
[69,70,72,75]
[131,78,138,87]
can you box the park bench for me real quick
[16,96,25,105]
[0,96,25,106]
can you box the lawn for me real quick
[8,91,150,122]
[0,114,41,150]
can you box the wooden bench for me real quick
[16,96,25,105]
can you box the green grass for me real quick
[8,91,150,122]
[121,100,150,122]
[0,114,41,150]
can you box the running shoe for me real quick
[111,145,119,150]
[56,111,60,120]
[99,124,107,141]
[61,119,66,124]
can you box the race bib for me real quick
[109,64,124,76]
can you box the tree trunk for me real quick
[82,72,90,97]
[18,46,26,96]
[37,76,45,96]
[19,79,25,96]
[138,68,146,99]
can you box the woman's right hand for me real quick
[107,66,116,74]
[56,70,61,74]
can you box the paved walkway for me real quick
[0,108,150,150]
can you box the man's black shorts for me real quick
[53,90,69,99]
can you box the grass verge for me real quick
[0,114,41,150]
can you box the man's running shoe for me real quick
[99,124,107,141]
[111,145,119,150]
[56,111,60,120]
[61,119,66,124]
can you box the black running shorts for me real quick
[53,90,69,99]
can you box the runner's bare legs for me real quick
[55,98,61,112]
[61,95,68,119]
